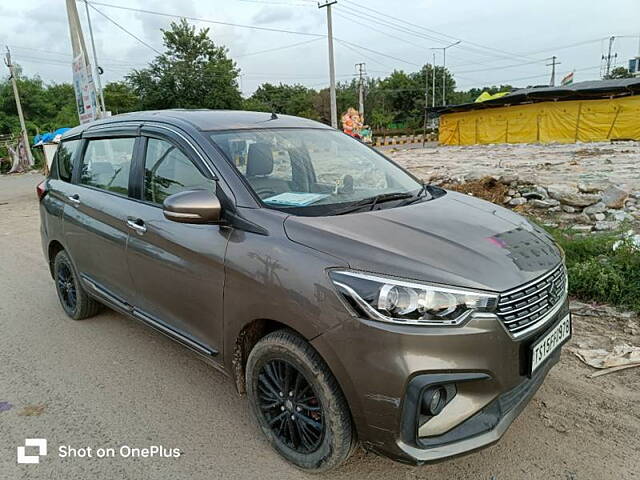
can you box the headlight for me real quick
[329,270,498,326]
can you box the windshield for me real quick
[209,128,421,215]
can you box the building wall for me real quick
[439,95,640,145]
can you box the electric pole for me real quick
[422,61,429,146]
[319,1,338,129]
[546,55,561,86]
[84,0,106,116]
[442,41,460,106]
[4,47,33,165]
[431,41,460,106]
[601,36,617,78]
[355,62,366,118]
[432,51,436,109]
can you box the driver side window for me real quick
[143,138,215,205]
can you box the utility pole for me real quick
[355,62,366,118]
[431,41,460,106]
[432,52,436,109]
[422,62,429,146]
[319,1,338,129]
[601,36,617,78]
[84,0,106,115]
[442,41,460,106]
[546,55,561,86]
[4,47,33,165]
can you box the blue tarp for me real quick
[33,127,71,145]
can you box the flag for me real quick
[561,71,574,86]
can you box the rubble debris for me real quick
[570,344,640,378]
[601,185,629,209]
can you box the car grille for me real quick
[497,263,567,335]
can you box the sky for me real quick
[1,0,639,97]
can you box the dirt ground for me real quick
[0,172,639,479]
[388,141,640,191]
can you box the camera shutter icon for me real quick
[17,439,48,464]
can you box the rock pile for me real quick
[432,173,640,233]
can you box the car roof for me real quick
[63,109,333,138]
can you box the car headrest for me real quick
[246,143,274,177]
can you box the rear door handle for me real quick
[126,218,147,235]
[67,194,80,206]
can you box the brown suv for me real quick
[38,110,571,472]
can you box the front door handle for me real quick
[67,194,80,206]
[126,218,147,235]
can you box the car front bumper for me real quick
[310,296,570,465]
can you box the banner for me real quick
[66,0,100,124]
[72,55,99,124]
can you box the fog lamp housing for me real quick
[421,386,447,416]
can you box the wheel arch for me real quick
[47,239,66,278]
[232,318,303,394]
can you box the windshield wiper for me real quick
[333,192,413,215]
[397,183,430,207]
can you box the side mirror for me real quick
[163,190,222,224]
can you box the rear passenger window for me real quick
[143,138,215,205]
[56,139,80,182]
[80,138,135,195]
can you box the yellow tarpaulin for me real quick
[474,91,510,103]
[439,95,640,145]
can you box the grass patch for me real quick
[546,227,640,312]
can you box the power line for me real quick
[454,57,551,75]
[333,10,427,50]
[455,64,602,89]
[8,44,150,67]
[341,0,541,62]
[235,0,315,6]
[85,1,325,37]
[87,3,162,55]
[336,39,394,70]
[236,38,323,58]
[335,38,421,67]
[521,37,605,56]
[334,3,549,71]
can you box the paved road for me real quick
[0,173,637,479]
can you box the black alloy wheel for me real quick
[257,359,324,454]
[56,261,77,312]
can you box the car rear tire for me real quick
[246,329,355,473]
[53,250,101,320]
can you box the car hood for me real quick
[283,191,562,292]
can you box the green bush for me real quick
[547,227,640,312]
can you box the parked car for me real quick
[38,110,570,472]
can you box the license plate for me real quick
[530,313,571,374]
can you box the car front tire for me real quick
[246,329,356,473]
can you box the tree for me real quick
[0,66,78,136]
[127,19,242,110]
[605,67,634,79]
[104,81,139,114]
[247,83,319,119]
